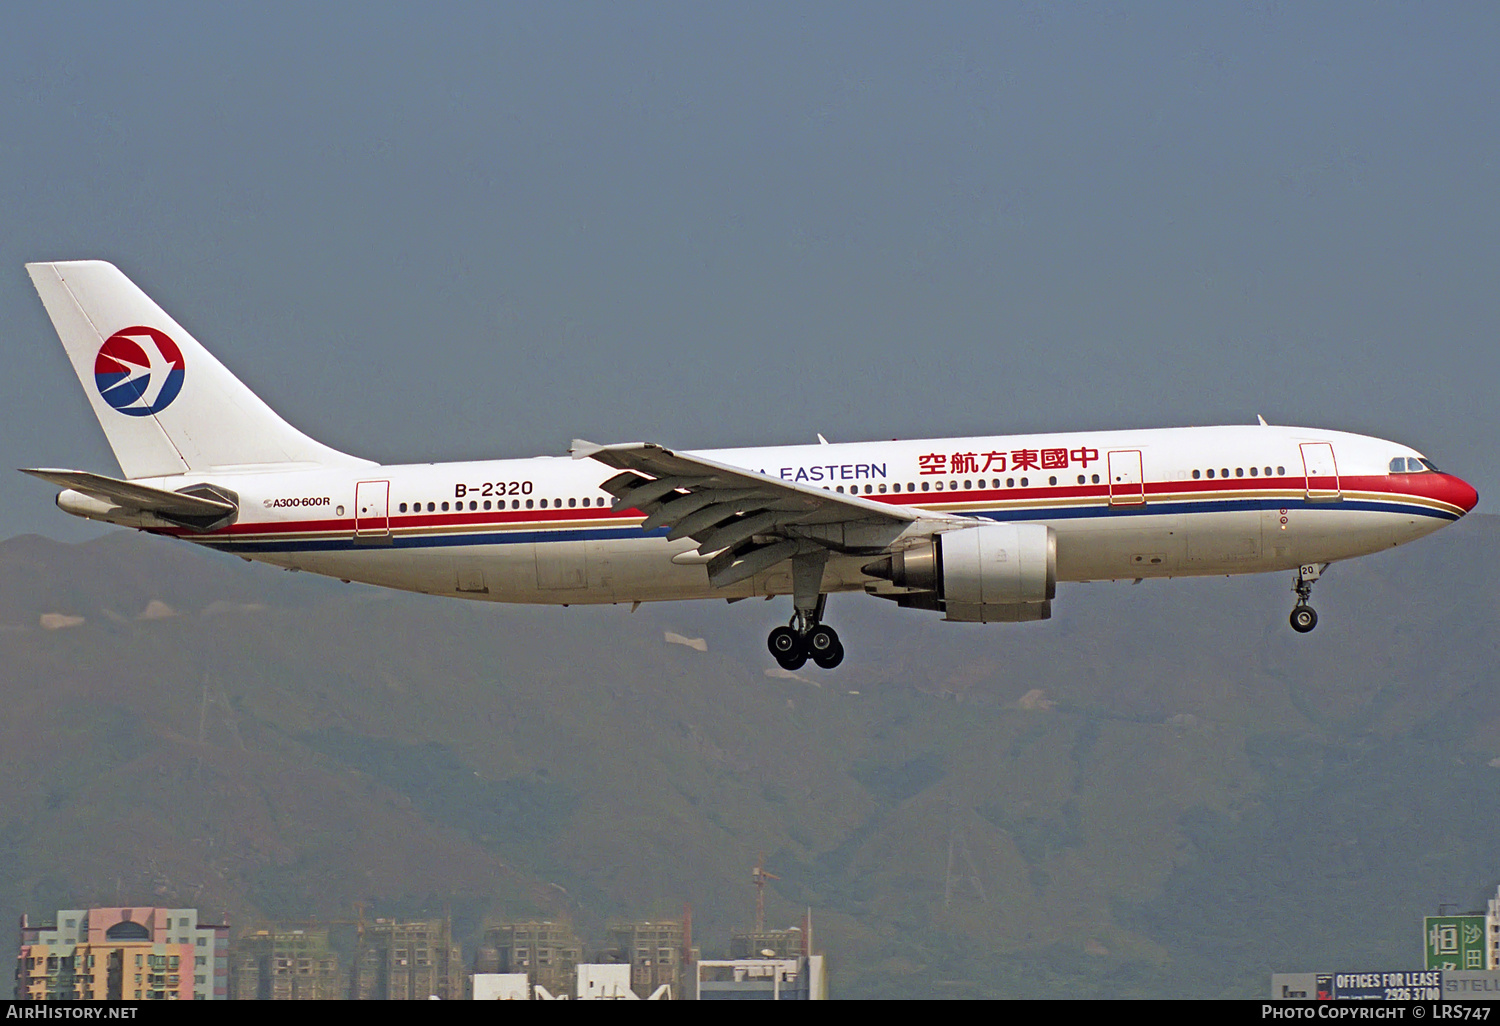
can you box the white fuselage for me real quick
[123,424,1472,608]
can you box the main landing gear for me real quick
[1289,563,1327,634]
[768,550,844,670]
[768,596,844,670]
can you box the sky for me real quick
[2,2,1497,540]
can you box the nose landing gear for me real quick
[1289,563,1326,634]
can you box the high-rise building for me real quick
[231,927,342,1000]
[350,918,464,1000]
[16,907,229,1000]
[605,920,693,998]
[475,921,581,998]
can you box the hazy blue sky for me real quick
[3,3,1497,539]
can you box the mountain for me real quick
[2,517,1498,998]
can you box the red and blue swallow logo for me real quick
[94,326,185,416]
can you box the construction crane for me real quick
[752,854,780,933]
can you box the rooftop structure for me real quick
[696,956,826,1001]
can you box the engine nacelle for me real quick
[865,522,1056,623]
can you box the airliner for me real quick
[23,261,1478,669]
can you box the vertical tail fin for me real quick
[27,261,372,479]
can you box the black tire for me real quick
[777,648,809,671]
[812,641,845,669]
[768,626,802,659]
[808,625,840,656]
[1290,606,1318,633]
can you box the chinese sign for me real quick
[1424,916,1488,970]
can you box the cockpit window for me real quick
[1391,456,1440,474]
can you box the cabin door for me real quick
[354,480,392,543]
[1299,443,1342,502]
[1107,450,1145,505]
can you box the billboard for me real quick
[1425,916,1488,971]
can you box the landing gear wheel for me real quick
[774,648,810,672]
[1290,605,1318,633]
[808,625,839,656]
[808,625,843,669]
[768,626,803,662]
[813,641,845,669]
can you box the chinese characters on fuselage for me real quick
[917,447,1100,477]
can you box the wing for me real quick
[571,440,965,587]
[21,468,239,531]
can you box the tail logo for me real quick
[94,327,185,417]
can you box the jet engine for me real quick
[864,522,1056,623]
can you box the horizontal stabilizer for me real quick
[20,468,235,518]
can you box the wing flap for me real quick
[572,440,966,587]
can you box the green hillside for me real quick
[2,518,1497,998]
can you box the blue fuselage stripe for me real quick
[197,494,1456,555]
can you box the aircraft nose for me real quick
[1451,475,1480,514]
[1440,477,1476,516]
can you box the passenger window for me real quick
[1265,467,1273,476]
[878,484,887,493]
[1220,468,1229,478]
[935,481,944,490]
[963,480,972,490]
[399,503,407,512]
[1077,475,1086,484]
[921,482,930,491]
[484,500,491,510]
[836,486,844,493]
[441,502,449,511]
[1236,468,1244,477]
[427,502,435,512]
[1048,476,1057,486]
[539,498,547,508]
[1192,470,1201,479]
[525,499,534,509]
[891,483,900,492]
[1020,477,1029,487]
[1249,467,1258,476]
[1006,478,1015,488]
[949,481,958,491]
[1277,466,1286,475]
[470,501,477,510]
[1206,469,1215,478]
[569,498,577,507]
[1092,474,1100,484]
[513,499,521,509]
